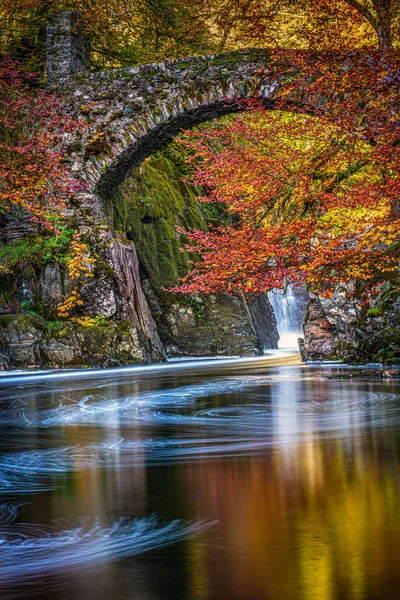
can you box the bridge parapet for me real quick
[69,49,270,200]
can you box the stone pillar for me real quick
[46,10,90,85]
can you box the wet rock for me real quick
[0,314,157,370]
[1,210,35,242]
[164,294,263,357]
[0,314,44,369]
[302,284,400,363]
[108,238,165,360]
[0,305,18,315]
[41,339,80,366]
[248,293,279,350]
[324,368,400,380]
[39,263,64,306]
[141,278,162,314]
[79,270,118,318]
[302,299,338,361]
[298,337,307,361]
[0,351,9,369]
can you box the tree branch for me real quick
[344,0,378,30]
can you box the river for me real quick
[0,355,399,600]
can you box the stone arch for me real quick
[68,50,272,207]
[46,12,276,206]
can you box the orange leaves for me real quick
[57,233,96,318]
[0,56,95,319]
[173,50,400,299]
[66,235,96,281]
[57,289,84,318]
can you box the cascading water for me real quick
[269,287,308,350]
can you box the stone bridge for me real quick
[47,11,273,209]
[42,11,278,363]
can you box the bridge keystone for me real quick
[46,10,90,86]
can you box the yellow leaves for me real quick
[87,131,106,145]
[71,317,97,327]
[66,236,95,281]
[323,203,391,236]
[79,104,96,114]
[57,233,97,318]
[57,288,83,318]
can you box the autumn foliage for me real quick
[1,1,399,310]
[0,55,96,315]
[174,49,400,297]
[1,1,398,76]
[0,55,82,229]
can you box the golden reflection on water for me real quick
[10,365,400,600]
[184,432,400,600]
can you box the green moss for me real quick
[0,313,46,333]
[111,150,207,293]
[0,275,15,304]
[0,230,73,272]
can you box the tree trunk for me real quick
[373,0,392,49]
[345,0,393,50]
[377,22,392,49]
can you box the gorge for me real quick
[1,5,400,600]
[0,11,398,370]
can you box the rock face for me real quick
[0,314,153,369]
[2,13,280,370]
[248,293,280,350]
[0,11,276,371]
[164,295,262,357]
[301,286,400,363]
[301,299,338,361]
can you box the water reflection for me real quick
[0,360,399,599]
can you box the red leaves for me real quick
[0,56,83,231]
[174,50,400,298]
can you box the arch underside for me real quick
[96,97,274,201]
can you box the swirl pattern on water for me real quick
[0,502,214,595]
[0,364,399,599]
[0,375,399,493]
[1,376,398,429]
[0,378,275,428]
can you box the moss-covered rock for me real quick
[0,143,276,367]
[302,283,400,364]
[0,313,151,369]
[111,154,205,294]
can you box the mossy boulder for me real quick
[0,313,152,370]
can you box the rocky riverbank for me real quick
[323,368,400,380]
[0,151,279,370]
[300,285,400,365]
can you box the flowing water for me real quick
[0,356,400,600]
[269,288,308,349]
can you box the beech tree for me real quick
[1,1,397,76]
[278,1,398,50]
[343,0,394,49]
[174,49,400,298]
[0,56,95,313]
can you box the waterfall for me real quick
[269,287,307,349]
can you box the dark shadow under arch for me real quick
[96,98,275,201]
